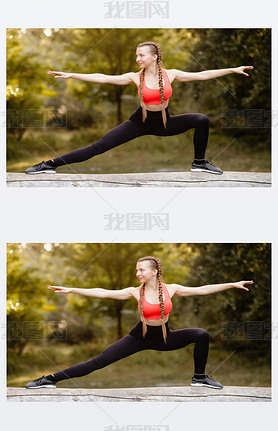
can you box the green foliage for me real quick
[6,29,56,143]
[174,243,271,360]
[175,29,271,146]
[7,244,57,356]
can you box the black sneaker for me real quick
[25,161,56,175]
[26,375,56,389]
[191,374,223,389]
[191,160,223,175]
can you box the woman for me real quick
[25,41,253,175]
[26,256,253,389]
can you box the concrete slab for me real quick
[6,172,271,188]
[7,386,271,402]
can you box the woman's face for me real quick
[136,46,157,69]
[136,260,157,283]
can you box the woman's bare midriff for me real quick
[142,316,169,326]
[143,101,169,111]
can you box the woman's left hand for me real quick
[234,280,254,291]
[233,66,254,76]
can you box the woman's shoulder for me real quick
[130,71,140,87]
[162,69,176,84]
[131,286,140,301]
[164,283,177,298]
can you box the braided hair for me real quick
[137,256,168,343]
[137,41,167,128]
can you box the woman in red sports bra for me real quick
[26,256,252,390]
[26,41,253,175]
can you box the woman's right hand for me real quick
[48,285,72,294]
[47,71,72,79]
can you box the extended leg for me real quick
[50,120,146,168]
[49,335,146,382]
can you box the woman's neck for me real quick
[144,280,159,291]
[144,63,159,77]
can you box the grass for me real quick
[7,128,271,174]
[8,341,271,389]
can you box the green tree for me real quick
[175,29,271,146]
[7,244,57,356]
[6,30,55,145]
[178,243,271,360]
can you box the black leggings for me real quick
[51,321,209,382]
[51,107,209,168]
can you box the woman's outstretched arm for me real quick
[170,66,254,82]
[48,285,136,300]
[47,70,138,85]
[172,280,253,297]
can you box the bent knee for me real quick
[196,114,209,124]
[196,328,209,339]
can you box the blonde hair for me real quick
[137,41,167,128]
[137,256,168,343]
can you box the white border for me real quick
[1,1,277,430]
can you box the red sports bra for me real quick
[138,283,173,319]
[137,68,173,105]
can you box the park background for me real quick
[7,243,271,388]
[6,28,271,174]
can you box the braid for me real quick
[156,45,165,106]
[137,41,167,128]
[157,259,165,321]
[139,282,147,338]
[137,256,168,343]
[139,68,146,123]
